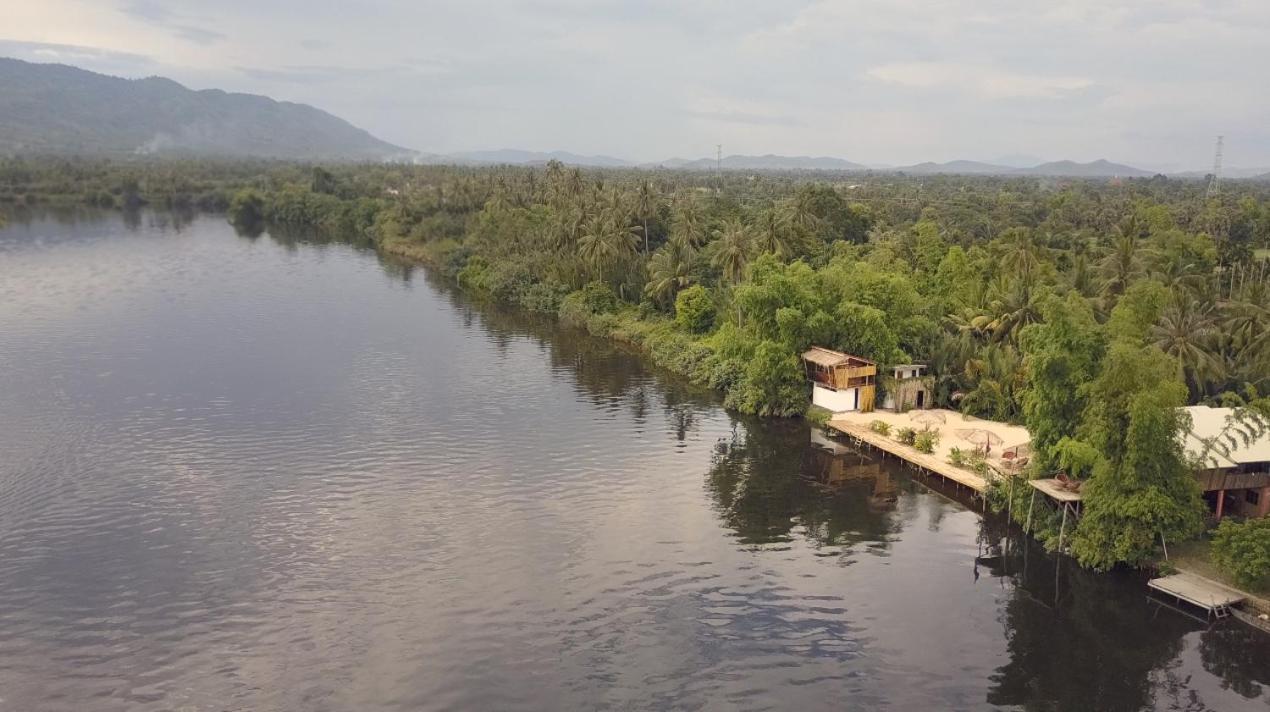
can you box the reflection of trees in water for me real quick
[986,536,1197,711]
[705,421,902,547]
[1198,622,1270,700]
[416,263,720,429]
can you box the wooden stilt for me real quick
[1025,489,1036,534]
[1057,504,1069,553]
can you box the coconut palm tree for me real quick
[996,227,1047,285]
[983,277,1043,344]
[710,218,752,284]
[644,237,696,308]
[578,213,640,284]
[752,208,804,260]
[1098,217,1151,301]
[780,190,824,243]
[1151,292,1221,397]
[672,195,709,249]
[633,179,658,256]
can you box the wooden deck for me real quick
[1148,572,1245,615]
[1029,478,1083,503]
[825,419,988,492]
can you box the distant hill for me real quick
[1010,159,1151,178]
[0,57,409,160]
[653,154,869,171]
[895,160,1012,175]
[442,149,633,167]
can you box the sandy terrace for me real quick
[829,408,1032,473]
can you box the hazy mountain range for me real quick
[438,150,1164,178]
[2,57,1264,180]
[0,58,408,160]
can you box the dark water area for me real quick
[0,211,1266,711]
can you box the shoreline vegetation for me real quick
[3,156,1270,585]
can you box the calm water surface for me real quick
[0,212,1266,711]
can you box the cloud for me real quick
[0,39,157,75]
[120,0,225,45]
[867,62,1094,99]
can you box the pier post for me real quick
[1057,504,1069,554]
[1024,490,1036,534]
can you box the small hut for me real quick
[882,364,931,411]
[802,347,876,413]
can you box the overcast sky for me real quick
[4,0,1269,169]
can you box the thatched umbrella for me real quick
[910,410,946,428]
[956,428,1004,453]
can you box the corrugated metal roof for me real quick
[1180,406,1270,469]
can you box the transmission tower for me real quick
[1207,135,1223,199]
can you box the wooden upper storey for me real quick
[802,347,877,389]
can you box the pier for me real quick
[824,408,1032,495]
[1148,572,1245,618]
[825,417,989,492]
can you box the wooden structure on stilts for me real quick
[1024,479,1083,553]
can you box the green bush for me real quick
[228,188,265,227]
[895,427,917,446]
[914,430,939,454]
[674,284,715,333]
[805,406,832,428]
[948,447,966,467]
[870,420,891,435]
[1211,518,1270,589]
[559,282,619,327]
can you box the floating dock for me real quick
[1148,572,1245,618]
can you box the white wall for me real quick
[812,384,859,412]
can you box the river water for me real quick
[0,212,1266,711]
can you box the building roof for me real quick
[1179,406,1270,469]
[802,347,874,368]
[891,364,926,371]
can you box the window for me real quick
[1246,489,1261,506]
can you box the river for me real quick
[0,211,1266,711]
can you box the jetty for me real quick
[824,408,1032,494]
[1148,572,1245,619]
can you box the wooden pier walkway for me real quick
[825,418,989,493]
[1148,572,1245,618]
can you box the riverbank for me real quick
[384,222,1270,628]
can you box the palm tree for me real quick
[983,278,1043,344]
[578,213,640,284]
[1221,266,1270,388]
[672,195,708,249]
[1151,292,1221,397]
[1098,217,1151,301]
[779,191,823,243]
[996,227,1046,285]
[644,237,696,308]
[960,344,1025,421]
[752,208,803,259]
[633,179,658,256]
[710,218,752,284]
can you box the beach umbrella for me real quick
[956,428,1004,449]
[910,410,946,427]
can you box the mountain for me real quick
[442,149,633,167]
[1011,159,1151,178]
[0,57,409,160]
[650,154,869,171]
[1172,166,1270,179]
[895,160,1012,175]
[991,154,1045,168]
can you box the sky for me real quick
[3,0,1270,170]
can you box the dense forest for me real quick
[3,157,1270,575]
